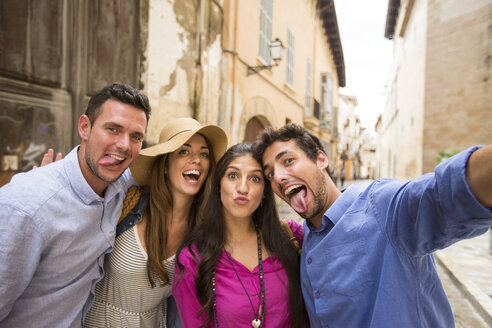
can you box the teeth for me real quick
[184,170,200,176]
[109,154,124,161]
[284,184,302,196]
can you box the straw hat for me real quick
[130,117,228,186]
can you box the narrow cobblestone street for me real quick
[279,179,492,326]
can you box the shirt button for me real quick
[315,292,320,298]
[307,257,312,264]
[85,198,90,203]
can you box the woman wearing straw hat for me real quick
[84,118,227,328]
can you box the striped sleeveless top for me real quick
[84,225,175,327]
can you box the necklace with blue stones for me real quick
[212,226,265,328]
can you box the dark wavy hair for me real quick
[85,83,151,125]
[252,123,332,178]
[176,143,308,328]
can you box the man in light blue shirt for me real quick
[255,124,492,328]
[0,83,151,327]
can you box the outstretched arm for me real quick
[372,145,492,256]
[466,144,492,207]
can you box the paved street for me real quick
[278,179,492,326]
[436,231,492,327]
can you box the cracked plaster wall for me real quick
[142,0,223,145]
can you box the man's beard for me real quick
[85,141,127,183]
[299,169,327,222]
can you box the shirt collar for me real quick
[325,184,361,225]
[63,146,102,205]
[305,185,361,232]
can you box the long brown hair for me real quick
[146,136,216,287]
[176,143,308,327]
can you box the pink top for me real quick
[172,219,304,328]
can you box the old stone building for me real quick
[0,0,149,186]
[380,0,492,180]
[0,0,344,186]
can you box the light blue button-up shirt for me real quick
[0,147,134,327]
[301,146,492,328]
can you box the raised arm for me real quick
[466,144,492,207]
[32,149,63,169]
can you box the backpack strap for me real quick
[118,186,144,225]
[282,220,301,255]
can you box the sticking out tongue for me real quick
[290,188,308,213]
[98,155,122,166]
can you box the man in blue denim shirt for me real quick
[254,124,492,328]
[0,84,150,328]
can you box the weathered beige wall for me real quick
[422,0,492,172]
[142,0,223,145]
[382,0,492,179]
[312,15,340,116]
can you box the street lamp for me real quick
[247,38,284,75]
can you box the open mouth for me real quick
[283,184,308,213]
[183,169,201,182]
[284,184,305,198]
[99,154,125,166]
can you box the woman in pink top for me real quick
[173,143,308,328]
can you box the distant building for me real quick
[336,94,363,183]
[374,114,383,179]
[359,131,377,180]
[380,0,492,180]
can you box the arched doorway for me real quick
[244,117,265,142]
[235,96,277,143]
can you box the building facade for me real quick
[0,0,345,186]
[380,0,492,180]
[0,0,147,186]
[220,0,345,162]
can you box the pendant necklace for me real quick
[212,226,265,328]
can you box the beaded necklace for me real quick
[212,227,265,328]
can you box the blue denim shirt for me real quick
[301,146,492,328]
[0,147,134,328]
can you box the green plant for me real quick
[436,150,460,163]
